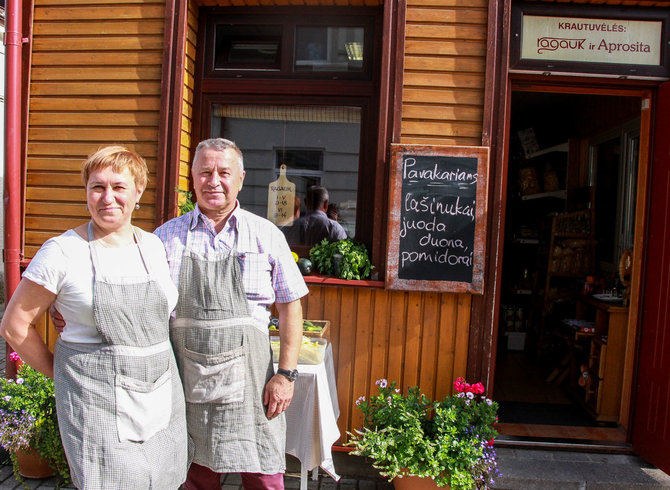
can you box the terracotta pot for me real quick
[15,448,54,479]
[392,474,449,489]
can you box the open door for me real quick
[632,81,670,474]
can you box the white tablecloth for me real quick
[275,343,340,481]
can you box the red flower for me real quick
[488,438,495,446]
[471,382,485,394]
[453,377,470,393]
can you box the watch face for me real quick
[279,368,298,381]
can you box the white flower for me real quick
[486,399,493,406]
[3,396,11,402]
[16,378,24,385]
[466,392,474,399]
[355,396,366,406]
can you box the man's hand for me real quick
[264,374,295,419]
[50,305,66,334]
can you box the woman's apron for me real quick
[170,228,285,474]
[53,223,188,489]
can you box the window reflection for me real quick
[211,104,361,238]
[295,26,364,72]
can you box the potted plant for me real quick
[348,377,500,489]
[0,353,70,487]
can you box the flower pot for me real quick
[392,474,449,489]
[15,448,54,479]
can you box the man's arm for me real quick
[264,299,302,418]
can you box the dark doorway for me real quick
[495,89,641,443]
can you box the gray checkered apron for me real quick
[53,223,188,489]
[170,228,286,474]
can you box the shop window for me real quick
[294,26,364,72]
[205,12,375,79]
[214,24,282,70]
[197,7,383,254]
[210,104,360,238]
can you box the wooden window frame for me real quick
[204,9,378,80]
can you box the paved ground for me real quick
[1,447,670,489]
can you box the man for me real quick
[153,138,307,489]
[282,185,347,247]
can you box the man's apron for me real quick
[170,228,286,474]
[53,223,188,489]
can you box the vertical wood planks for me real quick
[303,285,470,443]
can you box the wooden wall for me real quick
[402,0,488,146]
[302,285,470,443]
[177,2,199,201]
[25,0,166,258]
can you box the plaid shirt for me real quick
[154,203,308,326]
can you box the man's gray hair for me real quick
[193,138,244,172]
[306,185,329,210]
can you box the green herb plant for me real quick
[0,356,70,488]
[176,187,195,216]
[347,378,500,489]
[309,238,374,280]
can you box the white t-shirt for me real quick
[23,228,178,343]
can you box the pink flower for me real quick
[453,377,469,393]
[9,352,21,362]
[471,382,485,394]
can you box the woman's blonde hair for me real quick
[81,146,149,189]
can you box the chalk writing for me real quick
[397,154,478,283]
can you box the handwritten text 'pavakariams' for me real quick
[403,158,477,184]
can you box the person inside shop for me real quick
[282,185,347,247]
[154,138,308,490]
[0,146,188,489]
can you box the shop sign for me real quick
[521,16,661,66]
[511,3,670,79]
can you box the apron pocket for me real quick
[182,345,245,404]
[115,369,172,443]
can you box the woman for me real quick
[0,146,188,489]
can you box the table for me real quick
[275,343,340,489]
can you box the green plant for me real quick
[347,378,500,489]
[176,187,195,216]
[309,238,374,280]
[0,355,70,487]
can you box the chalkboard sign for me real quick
[386,145,489,293]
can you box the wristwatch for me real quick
[277,368,298,382]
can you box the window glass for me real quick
[295,26,364,72]
[214,24,282,70]
[211,104,360,238]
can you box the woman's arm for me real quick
[0,278,57,377]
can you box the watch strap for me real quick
[277,367,298,382]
